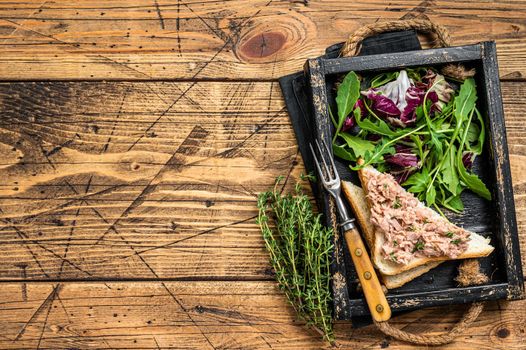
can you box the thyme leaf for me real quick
[257,177,334,343]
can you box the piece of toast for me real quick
[342,180,442,289]
[358,165,494,276]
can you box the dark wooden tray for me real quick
[280,35,524,321]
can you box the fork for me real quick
[310,139,391,322]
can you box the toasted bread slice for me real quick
[358,165,494,276]
[342,180,442,289]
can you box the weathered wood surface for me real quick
[0,81,298,280]
[0,1,525,349]
[0,1,525,80]
[0,282,524,350]
[0,81,524,281]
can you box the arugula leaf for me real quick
[375,162,389,173]
[415,104,425,123]
[436,182,447,205]
[468,108,486,155]
[370,71,399,89]
[466,122,480,143]
[422,99,444,156]
[353,105,361,120]
[429,129,444,158]
[426,183,437,206]
[441,144,459,195]
[403,168,429,193]
[440,98,455,117]
[335,71,360,135]
[443,195,464,213]
[409,134,424,161]
[355,114,398,137]
[329,107,337,129]
[456,104,492,201]
[456,152,491,200]
[365,138,396,163]
[406,67,428,81]
[339,133,375,159]
[332,143,356,161]
[454,78,477,122]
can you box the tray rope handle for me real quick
[334,19,485,346]
[340,19,475,80]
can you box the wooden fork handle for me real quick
[344,227,391,322]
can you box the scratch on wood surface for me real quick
[11,223,93,277]
[94,125,209,245]
[162,282,217,350]
[0,208,51,278]
[0,18,153,80]
[112,215,258,262]
[175,0,182,56]
[126,82,199,151]
[153,336,161,350]
[153,0,165,29]
[217,106,287,159]
[0,0,49,45]
[44,134,80,158]
[101,88,129,154]
[279,149,299,194]
[14,284,61,342]
[35,286,56,350]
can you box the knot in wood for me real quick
[237,32,286,62]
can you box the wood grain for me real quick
[0,81,524,282]
[0,81,299,280]
[0,1,525,80]
[0,2,525,347]
[0,282,524,349]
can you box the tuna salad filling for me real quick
[364,170,470,265]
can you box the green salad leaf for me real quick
[454,78,477,122]
[339,133,375,159]
[334,71,360,138]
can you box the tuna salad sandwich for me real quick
[342,164,494,289]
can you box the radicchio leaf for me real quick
[366,133,382,142]
[341,116,355,132]
[354,99,367,117]
[376,70,412,111]
[363,70,432,127]
[384,152,418,168]
[400,86,424,124]
[391,167,417,184]
[394,144,414,154]
[385,145,420,183]
[423,69,454,111]
[341,100,365,132]
[362,90,400,118]
[462,152,475,170]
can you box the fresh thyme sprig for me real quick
[257,176,334,343]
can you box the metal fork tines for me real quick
[310,139,355,230]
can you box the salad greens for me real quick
[332,68,491,213]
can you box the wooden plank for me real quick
[0,81,525,281]
[0,1,525,80]
[0,81,298,280]
[0,281,524,349]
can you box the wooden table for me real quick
[0,1,524,349]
